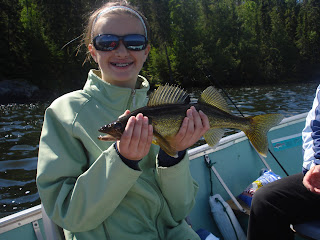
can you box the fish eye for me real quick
[114,122,122,129]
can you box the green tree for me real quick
[0,0,30,79]
[296,0,320,63]
[132,0,175,85]
[237,0,262,84]
[168,0,205,86]
[30,0,91,91]
[198,0,241,85]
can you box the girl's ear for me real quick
[88,44,98,63]
[143,44,151,62]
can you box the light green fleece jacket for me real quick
[36,70,200,240]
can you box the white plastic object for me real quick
[209,194,246,240]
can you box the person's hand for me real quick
[172,106,210,152]
[303,164,320,194]
[117,111,153,161]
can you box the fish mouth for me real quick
[98,134,119,141]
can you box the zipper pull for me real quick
[131,89,136,109]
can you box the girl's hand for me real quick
[173,106,210,152]
[117,111,153,161]
[303,165,320,194]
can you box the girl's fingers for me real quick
[137,116,150,149]
[119,109,131,118]
[192,107,210,136]
[186,107,195,134]
[120,116,135,146]
[143,124,153,155]
[199,110,210,135]
[175,117,189,142]
[174,107,210,152]
[130,113,143,147]
[118,114,153,160]
[192,106,202,127]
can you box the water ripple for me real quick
[0,157,38,171]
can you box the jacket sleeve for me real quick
[155,153,198,222]
[302,85,320,172]
[36,106,141,232]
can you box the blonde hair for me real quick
[83,0,150,63]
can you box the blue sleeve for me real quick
[158,149,186,167]
[113,143,186,169]
[113,143,141,171]
[302,85,320,172]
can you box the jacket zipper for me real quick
[130,89,136,109]
[140,176,165,240]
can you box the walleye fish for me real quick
[98,85,283,157]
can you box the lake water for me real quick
[0,81,319,217]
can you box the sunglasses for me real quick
[93,34,148,51]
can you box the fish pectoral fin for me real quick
[153,132,178,157]
[204,128,225,147]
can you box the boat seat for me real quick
[292,220,320,240]
[41,204,65,240]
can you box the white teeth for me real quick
[112,63,131,67]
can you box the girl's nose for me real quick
[114,40,129,56]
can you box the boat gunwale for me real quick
[0,205,42,234]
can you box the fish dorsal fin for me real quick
[198,86,230,113]
[147,84,189,107]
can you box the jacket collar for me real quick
[83,69,150,112]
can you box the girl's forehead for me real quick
[94,14,145,36]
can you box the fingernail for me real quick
[143,116,148,123]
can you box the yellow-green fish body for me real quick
[99,85,284,157]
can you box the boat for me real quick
[1,112,319,240]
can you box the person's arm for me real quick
[302,85,320,172]
[302,85,320,194]
[155,151,199,221]
[155,106,209,221]
[36,106,141,232]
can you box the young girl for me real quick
[36,1,209,239]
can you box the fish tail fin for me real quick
[244,114,284,157]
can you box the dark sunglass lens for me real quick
[124,35,147,51]
[94,35,119,51]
